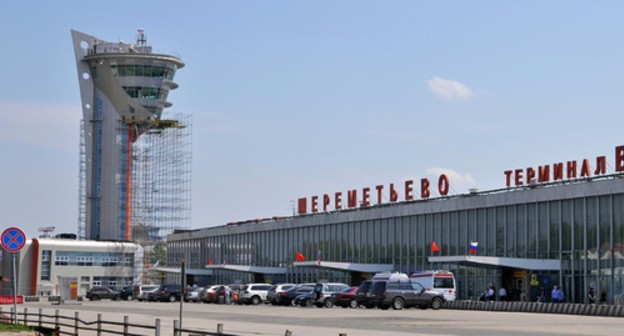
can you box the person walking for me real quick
[499,286,507,301]
[551,286,560,303]
[486,286,495,302]
[588,287,597,305]
[556,286,565,303]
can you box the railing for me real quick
[0,306,354,336]
[0,307,235,336]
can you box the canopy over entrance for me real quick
[153,267,214,275]
[204,265,287,275]
[293,261,394,273]
[428,255,560,271]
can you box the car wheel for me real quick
[126,295,133,301]
[305,299,314,308]
[392,297,404,310]
[169,294,177,303]
[324,299,334,308]
[91,295,100,301]
[430,297,443,310]
[290,299,297,307]
[349,300,358,309]
[251,296,261,305]
[114,295,120,301]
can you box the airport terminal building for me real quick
[167,145,624,304]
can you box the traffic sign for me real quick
[1,227,27,252]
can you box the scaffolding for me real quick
[77,120,87,240]
[130,112,192,245]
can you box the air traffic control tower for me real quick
[71,30,188,241]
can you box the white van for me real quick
[410,270,457,301]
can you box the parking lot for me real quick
[20,299,624,336]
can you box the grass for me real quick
[0,322,32,331]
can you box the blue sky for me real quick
[1,1,624,238]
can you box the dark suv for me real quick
[147,284,182,302]
[367,280,444,310]
[354,280,372,308]
[119,286,135,301]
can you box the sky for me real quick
[1,1,624,239]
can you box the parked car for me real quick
[367,280,445,310]
[354,280,372,308]
[238,283,272,305]
[267,284,295,305]
[86,286,120,301]
[119,285,135,301]
[331,286,359,308]
[213,285,232,304]
[147,284,182,302]
[281,284,316,306]
[312,282,350,308]
[184,287,204,302]
[136,285,160,302]
[200,285,221,303]
[293,288,315,307]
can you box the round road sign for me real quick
[1,227,27,252]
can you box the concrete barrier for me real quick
[450,300,623,317]
[571,304,581,315]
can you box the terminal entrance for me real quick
[429,255,561,301]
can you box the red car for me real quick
[330,286,359,308]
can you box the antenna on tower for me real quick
[136,28,147,46]
[38,226,56,238]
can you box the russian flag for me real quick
[469,242,478,254]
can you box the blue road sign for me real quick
[1,227,26,252]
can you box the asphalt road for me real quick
[15,300,623,336]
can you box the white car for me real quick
[238,283,272,305]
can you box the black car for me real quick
[354,280,372,308]
[281,285,315,306]
[367,280,445,310]
[293,288,315,307]
[86,286,120,301]
[119,286,135,301]
[147,284,182,302]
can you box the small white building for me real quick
[1,238,143,296]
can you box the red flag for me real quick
[295,252,305,262]
[431,241,440,252]
[208,259,213,265]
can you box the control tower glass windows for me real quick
[110,64,176,80]
[122,86,169,100]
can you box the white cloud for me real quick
[0,102,80,153]
[425,167,476,193]
[427,77,475,101]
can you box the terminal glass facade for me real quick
[168,178,624,304]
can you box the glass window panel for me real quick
[538,202,549,257]
[496,206,505,256]
[562,200,572,251]
[527,203,537,258]
[451,211,459,255]
[599,196,611,273]
[506,206,515,256]
[574,198,584,251]
[516,204,526,257]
